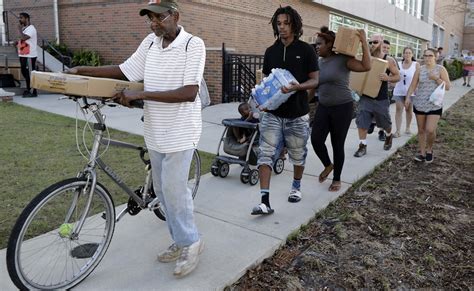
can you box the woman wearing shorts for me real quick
[392,47,419,137]
[405,48,451,163]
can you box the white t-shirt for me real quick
[119,26,206,153]
[18,25,38,58]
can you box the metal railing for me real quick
[222,43,264,103]
[2,10,71,71]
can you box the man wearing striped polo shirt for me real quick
[69,0,205,278]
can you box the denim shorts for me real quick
[258,112,309,168]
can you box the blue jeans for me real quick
[258,112,310,168]
[149,149,199,247]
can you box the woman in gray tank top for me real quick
[405,48,451,163]
[310,26,371,192]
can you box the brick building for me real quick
[1,0,468,103]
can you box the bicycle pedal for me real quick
[148,198,160,210]
[101,212,106,220]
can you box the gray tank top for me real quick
[318,54,352,106]
[413,65,443,112]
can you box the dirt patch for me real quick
[230,91,474,289]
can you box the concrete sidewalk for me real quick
[1,79,469,290]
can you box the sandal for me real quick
[393,131,401,138]
[251,203,274,215]
[288,189,302,203]
[328,181,341,192]
[318,164,334,183]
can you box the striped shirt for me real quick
[119,26,206,153]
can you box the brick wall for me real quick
[433,0,466,55]
[3,0,329,103]
[463,27,474,52]
[204,48,223,104]
[4,0,55,43]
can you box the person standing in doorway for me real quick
[67,0,205,278]
[251,5,318,215]
[392,47,419,137]
[16,12,38,97]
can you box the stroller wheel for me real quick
[218,162,230,178]
[273,158,285,174]
[240,168,250,184]
[211,162,219,176]
[249,169,259,186]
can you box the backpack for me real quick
[147,35,210,108]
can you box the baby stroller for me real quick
[210,118,285,186]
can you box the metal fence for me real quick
[222,44,264,103]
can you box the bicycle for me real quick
[6,97,201,290]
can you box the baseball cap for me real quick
[139,0,179,16]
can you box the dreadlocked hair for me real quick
[270,6,303,39]
[318,26,335,47]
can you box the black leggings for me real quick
[311,102,353,181]
[20,57,37,91]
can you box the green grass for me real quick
[0,102,214,249]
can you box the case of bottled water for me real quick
[251,68,298,110]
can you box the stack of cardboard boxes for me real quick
[333,26,388,98]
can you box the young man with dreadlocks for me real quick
[251,6,319,215]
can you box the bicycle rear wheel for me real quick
[154,149,201,220]
[7,178,115,290]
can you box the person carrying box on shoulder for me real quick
[353,34,400,158]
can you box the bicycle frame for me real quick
[72,97,153,230]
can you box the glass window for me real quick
[329,13,423,59]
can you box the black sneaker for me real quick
[383,134,393,150]
[22,92,37,98]
[378,130,386,141]
[468,84,471,87]
[354,143,367,157]
[368,122,376,134]
[425,152,433,163]
[32,90,38,97]
[22,90,30,97]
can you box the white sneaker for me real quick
[157,243,181,263]
[173,239,204,278]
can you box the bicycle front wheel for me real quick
[6,178,115,290]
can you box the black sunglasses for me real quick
[403,74,407,85]
[368,40,379,45]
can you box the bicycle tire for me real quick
[154,149,201,220]
[7,178,115,290]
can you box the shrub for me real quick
[72,49,101,67]
[443,59,463,80]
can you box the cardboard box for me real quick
[349,57,388,98]
[333,26,360,57]
[31,71,144,98]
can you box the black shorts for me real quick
[413,106,442,116]
[463,69,470,77]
